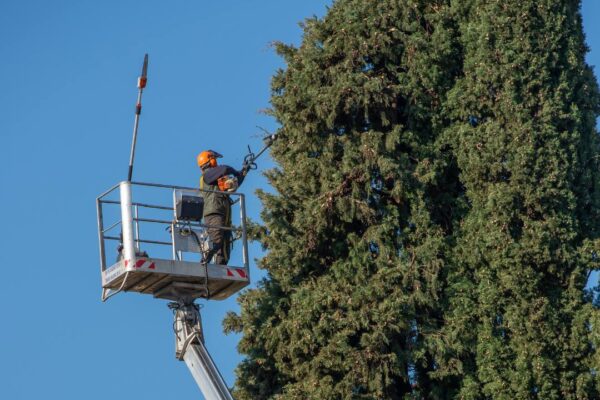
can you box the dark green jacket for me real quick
[200,177,231,217]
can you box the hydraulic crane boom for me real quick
[170,302,234,400]
[184,343,235,400]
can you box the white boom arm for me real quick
[184,343,235,400]
[170,302,234,400]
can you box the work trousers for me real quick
[204,213,231,265]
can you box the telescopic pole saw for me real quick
[127,53,149,182]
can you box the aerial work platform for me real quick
[96,181,250,302]
[96,54,272,400]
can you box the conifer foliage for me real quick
[439,1,600,399]
[223,1,600,399]
[224,1,459,398]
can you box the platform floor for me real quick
[102,258,249,301]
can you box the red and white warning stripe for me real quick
[124,258,156,270]
[226,268,247,279]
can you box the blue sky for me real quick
[0,1,598,399]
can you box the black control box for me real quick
[176,194,204,221]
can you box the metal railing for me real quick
[96,181,249,278]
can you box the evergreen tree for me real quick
[438,1,600,399]
[224,1,461,398]
[224,0,600,399]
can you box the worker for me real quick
[197,150,247,265]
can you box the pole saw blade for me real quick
[138,53,148,89]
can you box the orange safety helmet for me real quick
[197,150,222,169]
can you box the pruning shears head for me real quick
[243,145,258,171]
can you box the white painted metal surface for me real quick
[172,225,210,254]
[184,343,235,400]
[101,257,248,301]
[119,181,136,262]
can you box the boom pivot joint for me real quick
[169,300,204,360]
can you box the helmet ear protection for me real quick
[209,151,222,167]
